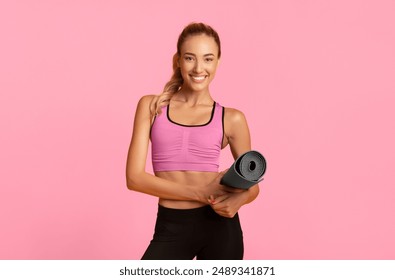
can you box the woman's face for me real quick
[178,34,220,93]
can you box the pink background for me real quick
[1,0,394,259]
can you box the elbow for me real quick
[250,184,260,200]
[126,171,142,191]
[126,178,136,191]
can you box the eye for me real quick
[205,57,214,62]
[184,56,194,61]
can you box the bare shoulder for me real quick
[224,107,247,125]
[137,94,157,107]
[135,94,161,115]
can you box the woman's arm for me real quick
[208,107,260,217]
[126,95,224,203]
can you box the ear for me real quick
[177,55,182,67]
[173,53,180,68]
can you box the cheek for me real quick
[207,64,218,75]
[180,62,193,73]
[180,68,190,79]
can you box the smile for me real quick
[190,75,207,82]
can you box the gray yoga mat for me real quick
[220,150,266,189]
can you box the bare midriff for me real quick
[155,171,219,209]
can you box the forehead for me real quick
[180,34,219,56]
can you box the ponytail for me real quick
[150,54,183,116]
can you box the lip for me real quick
[189,75,208,83]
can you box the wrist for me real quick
[189,184,207,203]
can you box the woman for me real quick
[126,22,259,260]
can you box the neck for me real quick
[174,88,213,106]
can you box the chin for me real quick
[190,84,209,92]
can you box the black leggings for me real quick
[141,204,244,260]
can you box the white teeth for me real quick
[191,76,206,81]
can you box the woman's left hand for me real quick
[208,189,248,218]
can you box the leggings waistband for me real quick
[156,204,238,222]
[157,204,212,221]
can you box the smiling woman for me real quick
[125,22,259,260]
[149,23,222,115]
[178,34,219,92]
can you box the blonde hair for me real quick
[150,22,221,116]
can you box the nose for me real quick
[193,59,203,73]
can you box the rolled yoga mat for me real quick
[220,150,266,190]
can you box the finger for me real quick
[209,191,226,200]
[213,209,235,218]
[210,194,229,205]
[208,196,219,205]
[208,193,226,204]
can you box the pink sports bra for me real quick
[150,102,224,172]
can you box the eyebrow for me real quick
[184,52,215,57]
